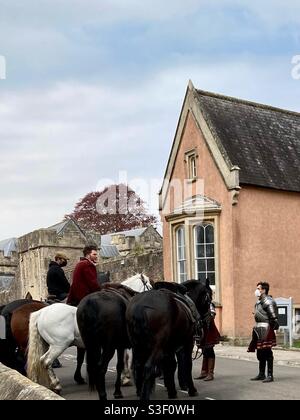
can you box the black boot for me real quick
[263,356,274,383]
[251,359,266,380]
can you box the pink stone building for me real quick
[159,81,300,342]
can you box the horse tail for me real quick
[129,303,149,347]
[78,301,103,391]
[27,310,49,387]
[128,302,158,398]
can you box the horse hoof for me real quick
[74,376,86,385]
[54,387,62,395]
[121,379,133,387]
[114,394,124,399]
[188,390,198,397]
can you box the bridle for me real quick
[140,273,152,291]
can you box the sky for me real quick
[0,0,300,238]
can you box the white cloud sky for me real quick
[0,1,299,238]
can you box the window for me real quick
[176,226,187,283]
[190,155,197,179]
[185,150,198,180]
[194,223,215,286]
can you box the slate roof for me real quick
[0,238,17,257]
[196,90,300,192]
[101,227,148,246]
[100,245,120,259]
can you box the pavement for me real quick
[214,343,300,368]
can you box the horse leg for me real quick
[163,352,177,399]
[94,346,115,401]
[114,348,125,399]
[141,348,162,401]
[40,344,67,394]
[176,348,188,391]
[132,350,145,398]
[74,347,86,385]
[121,350,132,386]
[182,342,198,397]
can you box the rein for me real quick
[140,274,151,291]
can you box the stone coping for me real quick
[0,363,64,400]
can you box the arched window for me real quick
[176,226,187,283]
[194,224,215,286]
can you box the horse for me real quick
[26,273,151,394]
[126,279,212,400]
[0,298,44,372]
[76,273,152,400]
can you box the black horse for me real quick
[126,279,212,400]
[77,283,136,400]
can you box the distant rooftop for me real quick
[101,227,148,246]
[0,238,17,257]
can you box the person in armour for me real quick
[248,281,279,383]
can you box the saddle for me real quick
[46,295,67,305]
[153,281,203,344]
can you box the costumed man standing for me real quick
[67,245,101,307]
[248,281,279,383]
[195,301,220,381]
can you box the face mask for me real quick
[254,289,261,298]
[60,261,67,267]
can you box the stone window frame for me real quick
[175,225,187,283]
[170,214,220,302]
[185,148,198,182]
[193,222,216,288]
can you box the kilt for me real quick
[201,318,221,349]
[248,327,276,352]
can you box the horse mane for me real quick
[102,283,137,297]
[154,281,187,295]
[182,279,206,291]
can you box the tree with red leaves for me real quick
[68,184,157,234]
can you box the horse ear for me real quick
[206,278,210,288]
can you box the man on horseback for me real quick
[67,245,101,307]
[47,253,70,302]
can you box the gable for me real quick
[160,81,300,212]
[197,90,300,192]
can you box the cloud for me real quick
[1,50,299,238]
[0,1,300,238]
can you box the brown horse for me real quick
[10,301,47,368]
[0,299,43,373]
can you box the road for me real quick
[56,348,300,400]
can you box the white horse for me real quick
[27,273,152,393]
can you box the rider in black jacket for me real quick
[47,253,70,301]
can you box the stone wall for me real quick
[18,228,89,300]
[0,363,64,400]
[0,250,18,275]
[0,251,19,305]
[99,249,164,284]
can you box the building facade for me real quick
[159,81,300,341]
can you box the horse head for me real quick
[121,273,152,293]
[183,279,212,324]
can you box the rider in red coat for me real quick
[67,245,100,307]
